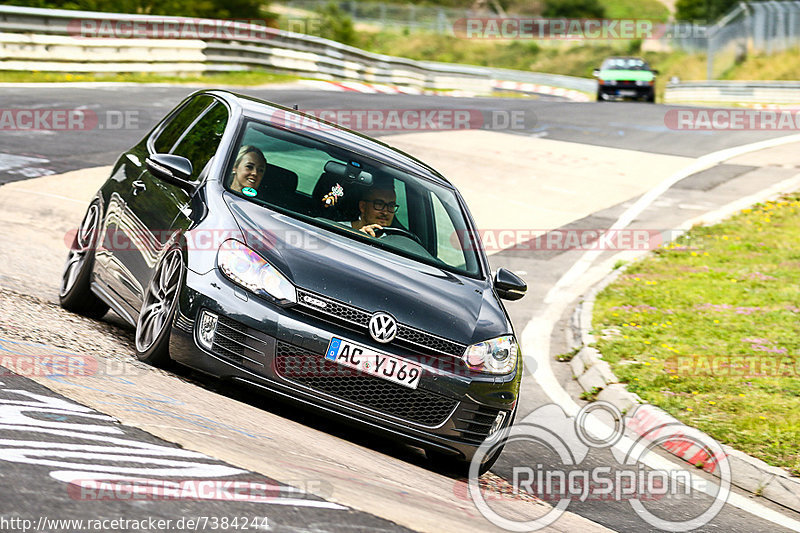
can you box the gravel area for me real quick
[0,285,155,374]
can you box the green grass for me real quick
[0,70,298,85]
[598,0,671,22]
[593,194,800,476]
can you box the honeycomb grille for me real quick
[396,324,467,358]
[454,405,501,445]
[274,341,457,427]
[210,315,270,368]
[294,288,467,358]
[211,316,247,364]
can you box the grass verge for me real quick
[593,194,800,476]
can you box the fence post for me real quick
[436,9,447,35]
[707,23,715,79]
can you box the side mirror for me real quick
[651,69,660,75]
[592,68,600,77]
[146,154,194,188]
[494,268,526,301]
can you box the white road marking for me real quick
[4,188,86,204]
[521,133,800,532]
[0,153,49,173]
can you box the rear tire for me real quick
[135,247,183,366]
[59,201,109,319]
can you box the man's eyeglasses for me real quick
[371,200,400,213]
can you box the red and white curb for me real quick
[298,78,591,101]
[569,169,800,512]
[299,79,480,97]
[299,79,423,94]
[492,80,591,102]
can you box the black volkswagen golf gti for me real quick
[60,90,527,472]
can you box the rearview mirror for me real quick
[146,154,194,188]
[324,160,373,186]
[495,268,526,301]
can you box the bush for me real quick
[1,0,265,18]
[542,0,605,19]
[311,2,357,47]
[675,0,740,22]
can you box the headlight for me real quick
[463,335,518,374]
[606,80,617,86]
[217,239,296,304]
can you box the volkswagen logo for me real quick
[369,312,397,343]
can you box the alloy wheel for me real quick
[60,203,99,297]
[135,248,182,354]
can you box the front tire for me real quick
[135,247,183,366]
[429,407,517,477]
[59,201,109,318]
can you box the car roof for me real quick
[205,90,454,189]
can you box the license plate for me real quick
[325,337,422,389]
[619,90,637,96]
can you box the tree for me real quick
[1,0,264,18]
[311,2,357,46]
[542,0,605,19]
[675,0,740,22]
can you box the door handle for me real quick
[132,179,146,196]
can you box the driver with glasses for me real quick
[350,184,399,238]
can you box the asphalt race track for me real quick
[1,85,799,533]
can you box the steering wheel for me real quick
[376,226,424,246]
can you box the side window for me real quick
[394,180,408,228]
[172,102,229,179]
[152,95,214,154]
[430,191,467,269]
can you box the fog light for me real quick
[197,310,218,350]
[488,411,508,438]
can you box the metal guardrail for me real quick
[0,4,594,98]
[665,81,800,104]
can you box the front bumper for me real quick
[169,267,521,461]
[598,84,654,99]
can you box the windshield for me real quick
[601,58,650,70]
[224,119,482,277]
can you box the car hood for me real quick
[599,69,654,81]
[225,197,511,345]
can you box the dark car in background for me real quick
[594,57,658,102]
[59,90,527,473]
